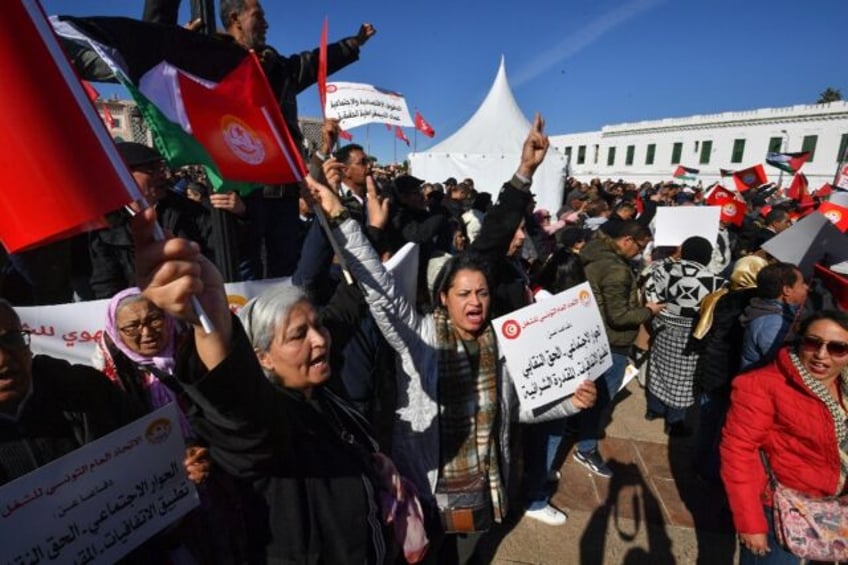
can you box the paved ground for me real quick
[481,380,740,564]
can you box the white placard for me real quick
[653,206,721,247]
[383,242,419,306]
[493,282,611,411]
[18,277,289,366]
[829,190,848,208]
[0,404,198,564]
[325,82,414,130]
[835,163,848,191]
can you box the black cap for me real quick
[116,142,163,168]
[444,177,457,186]
[394,174,425,195]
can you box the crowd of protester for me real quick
[1,1,847,564]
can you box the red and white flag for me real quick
[0,0,141,252]
[817,202,848,232]
[414,111,435,138]
[395,126,410,146]
[177,53,306,184]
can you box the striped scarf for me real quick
[434,308,505,521]
[789,351,848,493]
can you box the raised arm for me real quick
[131,207,232,370]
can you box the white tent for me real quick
[409,57,567,213]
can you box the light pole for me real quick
[779,129,789,186]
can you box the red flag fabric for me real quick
[414,111,435,138]
[395,126,410,146]
[82,80,115,128]
[177,53,306,184]
[733,164,768,192]
[705,185,737,205]
[339,129,353,140]
[0,0,141,253]
[385,123,392,131]
[786,173,810,202]
[719,199,747,227]
[817,202,848,232]
[816,183,834,198]
[317,17,328,118]
[82,80,98,102]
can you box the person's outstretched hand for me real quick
[131,207,231,367]
[518,113,550,179]
[365,175,390,230]
[303,174,346,218]
[353,23,376,47]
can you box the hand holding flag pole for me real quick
[125,202,216,334]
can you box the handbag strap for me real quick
[759,449,778,491]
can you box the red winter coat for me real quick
[720,347,845,534]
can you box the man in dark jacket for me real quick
[0,299,138,485]
[219,0,376,278]
[574,221,664,477]
[89,142,215,299]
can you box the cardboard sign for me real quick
[0,404,198,564]
[493,282,611,411]
[761,212,848,277]
[653,206,721,247]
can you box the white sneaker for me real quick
[524,504,567,526]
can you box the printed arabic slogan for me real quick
[493,282,612,412]
[324,81,414,130]
[0,404,198,564]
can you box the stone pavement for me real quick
[481,380,740,564]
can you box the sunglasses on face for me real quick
[799,336,848,357]
[0,330,31,351]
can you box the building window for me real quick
[564,146,572,160]
[110,117,122,129]
[802,135,818,162]
[593,144,599,165]
[645,143,655,165]
[699,140,713,165]
[671,142,682,165]
[607,146,616,167]
[838,134,848,162]
[625,145,635,166]
[731,139,746,163]
[768,137,783,153]
[577,145,586,164]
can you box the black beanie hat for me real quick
[680,235,713,266]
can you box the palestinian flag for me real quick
[732,164,768,192]
[52,16,305,194]
[766,151,811,174]
[673,165,699,180]
[719,168,735,178]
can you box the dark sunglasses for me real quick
[0,330,31,351]
[799,336,848,357]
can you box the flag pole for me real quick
[366,124,370,156]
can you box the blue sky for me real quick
[43,0,846,165]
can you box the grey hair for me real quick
[238,285,308,367]
[219,0,248,28]
[116,293,152,313]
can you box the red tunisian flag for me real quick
[414,111,435,138]
[705,184,737,205]
[732,164,768,192]
[178,52,306,184]
[395,126,410,146]
[318,17,328,118]
[817,202,848,232]
[0,0,142,253]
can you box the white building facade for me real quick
[549,101,848,188]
